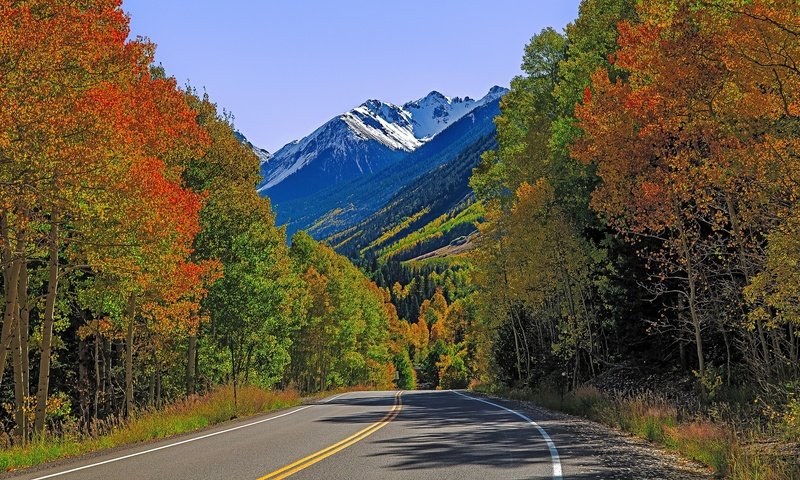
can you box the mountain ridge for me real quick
[272,95,503,245]
[255,86,507,202]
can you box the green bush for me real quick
[439,354,469,389]
[394,350,417,390]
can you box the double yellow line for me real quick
[257,391,403,480]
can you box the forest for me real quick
[0,0,400,448]
[464,0,800,474]
[471,0,800,398]
[0,0,798,476]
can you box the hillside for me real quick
[329,135,495,262]
[272,97,503,249]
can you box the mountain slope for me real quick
[273,95,503,241]
[234,130,270,165]
[328,134,496,261]
[257,87,505,204]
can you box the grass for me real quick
[0,386,307,473]
[473,384,799,479]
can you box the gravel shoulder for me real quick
[480,393,714,479]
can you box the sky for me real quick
[125,1,582,153]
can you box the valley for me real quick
[2,1,798,478]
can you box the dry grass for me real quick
[0,385,302,473]
[474,384,799,478]
[0,384,378,473]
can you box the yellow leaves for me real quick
[409,317,429,353]
[745,210,800,327]
[430,288,448,318]
[430,321,446,344]
[512,178,555,218]
[303,266,333,318]
[2,392,71,425]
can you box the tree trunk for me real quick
[689,282,704,376]
[12,260,30,443]
[78,338,89,424]
[573,350,580,391]
[186,334,197,395]
[0,209,17,383]
[34,212,60,436]
[513,307,531,382]
[18,262,29,409]
[677,221,705,377]
[125,293,137,418]
[725,196,771,372]
[11,302,25,443]
[93,332,100,421]
[0,258,22,384]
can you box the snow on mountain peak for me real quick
[257,86,508,193]
[234,130,271,165]
[342,100,421,152]
[340,87,503,152]
[400,88,493,140]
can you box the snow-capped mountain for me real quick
[256,86,507,202]
[234,130,271,165]
[276,93,506,241]
[402,85,507,140]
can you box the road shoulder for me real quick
[0,391,351,480]
[466,391,713,479]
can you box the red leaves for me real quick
[0,0,217,339]
[572,2,731,233]
[141,259,222,337]
[121,156,202,243]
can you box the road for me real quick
[6,390,709,480]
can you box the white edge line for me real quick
[450,390,563,480]
[29,391,352,480]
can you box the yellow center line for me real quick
[257,391,403,480]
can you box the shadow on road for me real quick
[313,390,710,479]
[319,390,552,474]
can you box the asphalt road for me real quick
[5,390,708,480]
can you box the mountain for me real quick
[257,87,506,203]
[402,85,506,140]
[234,130,271,165]
[274,93,504,242]
[328,134,496,262]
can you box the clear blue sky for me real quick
[125,1,581,152]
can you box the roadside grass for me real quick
[0,385,323,473]
[473,384,799,479]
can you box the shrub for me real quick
[394,351,417,390]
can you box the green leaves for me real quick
[287,231,393,391]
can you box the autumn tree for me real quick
[0,0,214,437]
[466,0,660,394]
[288,231,393,392]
